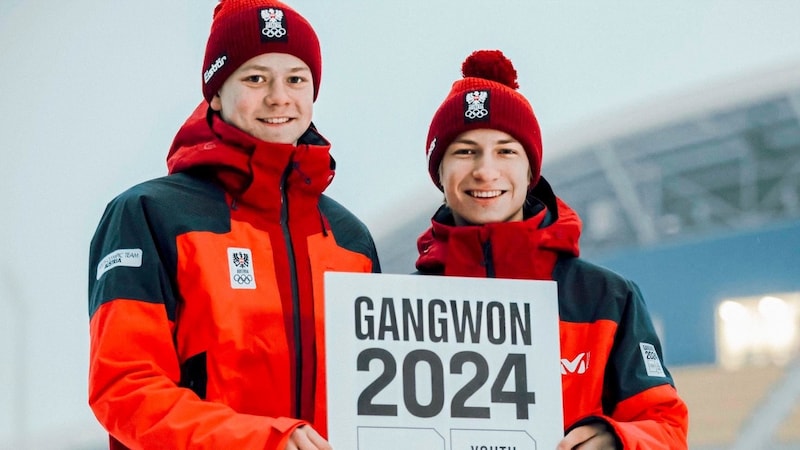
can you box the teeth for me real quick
[470,190,502,198]
[263,117,290,124]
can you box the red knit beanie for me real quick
[202,0,322,102]
[426,50,542,190]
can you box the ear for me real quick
[209,93,222,112]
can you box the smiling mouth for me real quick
[468,190,504,198]
[260,117,291,124]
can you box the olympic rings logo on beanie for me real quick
[426,50,543,191]
[464,90,490,121]
[201,0,322,102]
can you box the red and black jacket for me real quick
[415,178,688,449]
[88,104,380,449]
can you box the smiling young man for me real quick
[438,128,531,225]
[87,1,380,449]
[416,50,688,450]
[210,52,314,144]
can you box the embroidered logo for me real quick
[228,247,256,289]
[260,8,287,41]
[560,352,590,375]
[203,55,227,84]
[464,90,490,122]
[96,248,143,280]
[427,137,437,163]
[639,342,666,377]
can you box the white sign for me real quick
[325,273,563,450]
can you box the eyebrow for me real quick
[238,64,311,73]
[452,138,520,145]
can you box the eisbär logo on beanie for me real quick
[204,55,228,84]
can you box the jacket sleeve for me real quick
[319,194,381,273]
[88,188,305,449]
[593,281,689,449]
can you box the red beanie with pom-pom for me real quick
[426,50,542,190]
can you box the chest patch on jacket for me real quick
[228,247,257,289]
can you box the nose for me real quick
[472,155,500,181]
[265,80,290,105]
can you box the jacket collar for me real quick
[166,102,335,211]
[416,177,581,278]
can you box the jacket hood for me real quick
[165,102,335,208]
[415,177,582,275]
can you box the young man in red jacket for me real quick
[415,50,689,449]
[88,1,380,448]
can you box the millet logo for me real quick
[204,55,227,84]
[560,352,590,375]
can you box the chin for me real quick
[464,216,497,226]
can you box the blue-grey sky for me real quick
[1,0,800,446]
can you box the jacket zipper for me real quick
[482,240,496,278]
[280,157,303,419]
